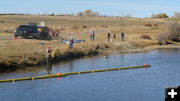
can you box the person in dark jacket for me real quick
[114,33,116,39]
[69,37,74,49]
[120,32,125,41]
[107,31,111,42]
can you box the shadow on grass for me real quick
[18,36,52,41]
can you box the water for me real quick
[0,48,180,101]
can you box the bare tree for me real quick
[174,12,180,18]
[157,22,180,42]
[151,13,169,18]
[77,10,100,17]
[77,12,83,16]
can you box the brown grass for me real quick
[0,15,177,67]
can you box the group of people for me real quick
[90,30,125,42]
[45,30,125,73]
[107,31,125,42]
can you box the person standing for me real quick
[46,46,55,63]
[90,30,95,41]
[46,46,52,63]
[107,31,111,42]
[121,32,125,41]
[69,37,74,49]
[92,31,95,41]
[45,46,55,74]
[114,33,116,39]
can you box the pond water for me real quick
[0,48,180,101]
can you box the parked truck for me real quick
[14,24,50,39]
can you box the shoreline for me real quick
[0,41,179,72]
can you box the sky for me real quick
[0,0,179,18]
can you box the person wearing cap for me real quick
[45,46,54,74]
[46,46,53,64]
[69,37,74,49]
[46,46,51,57]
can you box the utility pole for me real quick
[120,10,124,31]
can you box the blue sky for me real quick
[0,0,179,17]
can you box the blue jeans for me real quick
[69,43,73,49]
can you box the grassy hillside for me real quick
[0,15,178,69]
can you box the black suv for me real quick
[14,25,41,38]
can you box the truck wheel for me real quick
[35,35,40,39]
[14,35,17,38]
[23,35,28,39]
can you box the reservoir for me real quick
[0,48,180,101]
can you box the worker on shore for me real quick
[46,46,53,64]
[46,46,52,57]
[114,33,116,39]
[107,31,111,42]
[69,37,74,49]
[120,32,125,41]
[45,46,55,74]
[90,30,95,41]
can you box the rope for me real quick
[11,64,47,73]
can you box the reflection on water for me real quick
[157,48,179,54]
[120,54,125,66]
[67,61,73,72]
[46,63,52,74]
[0,48,180,101]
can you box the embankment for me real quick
[0,39,179,71]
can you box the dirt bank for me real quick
[1,39,179,70]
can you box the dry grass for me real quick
[0,15,171,67]
[157,22,180,42]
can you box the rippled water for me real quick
[0,48,180,101]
